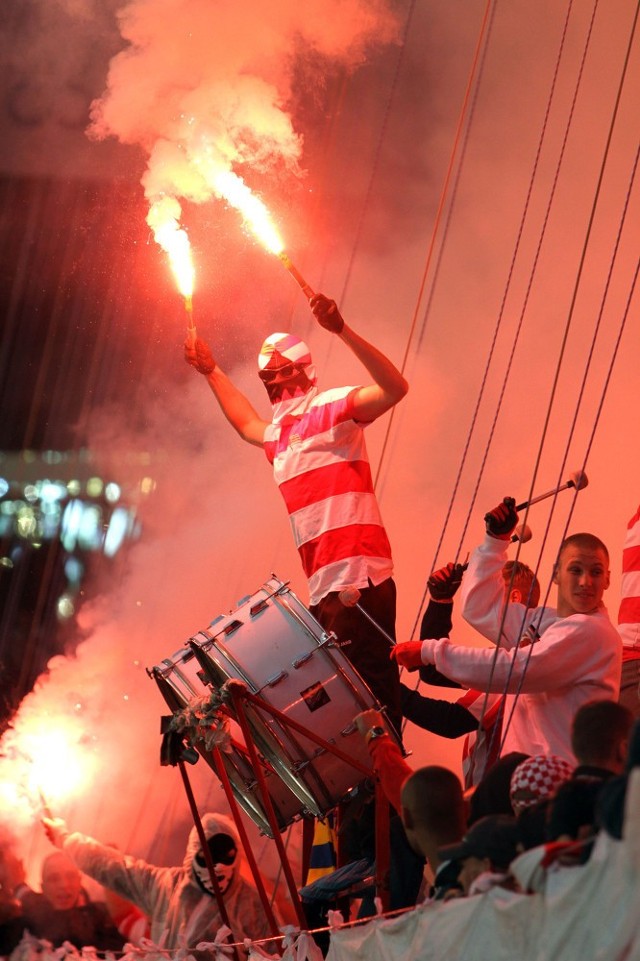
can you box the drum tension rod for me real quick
[264,669,288,687]
[292,651,314,669]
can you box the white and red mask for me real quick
[192,833,238,897]
[258,332,317,423]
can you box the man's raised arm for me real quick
[185,337,268,447]
[310,293,408,422]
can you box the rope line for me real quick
[309,1,416,448]
[402,5,500,640]
[410,0,579,638]
[453,0,594,562]
[495,0,640,757]
[462,0,603,741]
[499,210,640,757]
[372,0,497,494]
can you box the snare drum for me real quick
[189,576,391,819]
[148,646,302,837]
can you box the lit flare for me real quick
[147,198,196,341]
[0,717,98,821]
[214,170,315,299]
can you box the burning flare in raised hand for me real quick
[147,196,196,338]
[0,712,98,823]
[200,168,315,298]
[89,1,399,307]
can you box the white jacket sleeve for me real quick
[460,535,549,649]
[64,832,176,921]
[431,610,620,695]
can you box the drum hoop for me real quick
[242,701,337,816]
[193,634,259,693]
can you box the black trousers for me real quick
[310,577,402,737]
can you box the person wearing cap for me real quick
[392,499,621,764]
[508,754,573,850]
[185,294,408,733]
[41,813,271,949]
[509,754,573,817]
[438,815,521,897]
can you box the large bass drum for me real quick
[189,576,395,819]
[148,646,303,837]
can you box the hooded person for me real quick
[185,295,409,735]
[256,331,318,425]
[42,813,271,949]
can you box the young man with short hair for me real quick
[393,498,621,764]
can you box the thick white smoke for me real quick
[89,0,400,247]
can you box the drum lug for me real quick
[264,669,289,687]
[291,651,314,669]
[292,755,323,771]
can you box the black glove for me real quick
[428,562,468,601]
[184,337,216,375]
[484,496,518,540]
[310,293,345,334]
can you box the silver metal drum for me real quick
[189,576,393,819]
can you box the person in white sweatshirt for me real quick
[393,497,621,765]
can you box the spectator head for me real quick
[400,766,466,861]
[571,699,633,773]
[547,778,604,842]
[509,754,573,816]
[502,561,540,607]
[41,852,82,910]
[553,533,610,617]
[438,815,520,895]
[187,813,241,897]
[468,752,530,824]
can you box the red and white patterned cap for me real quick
[258,332,312,371]
[509,754,573,814]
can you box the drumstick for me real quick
[338,587,396,646]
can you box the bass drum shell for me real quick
[190,576,395,819]
[148,645,303,837]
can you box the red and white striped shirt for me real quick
[619,503,640,657]
[458,690,504,788]
[263,385,393,605]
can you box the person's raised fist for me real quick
[309,293,345,334]
[42,816,69,849]
[484,497,518,540]
[184,337,216,375]
[428,562,468,602]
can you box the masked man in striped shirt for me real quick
[185,293,408,733]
